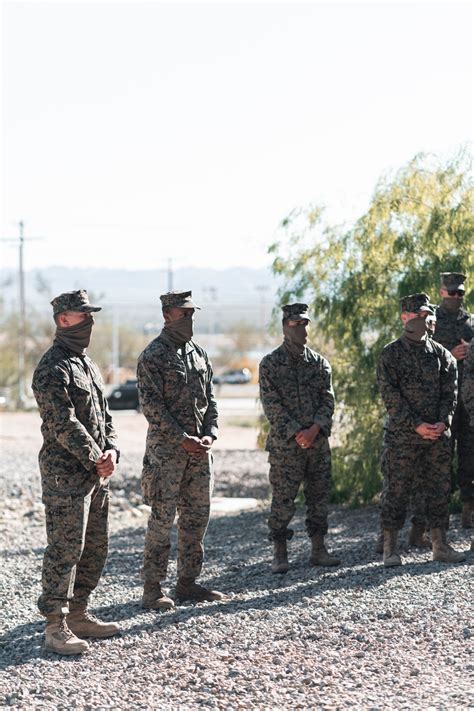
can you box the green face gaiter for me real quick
[54,315,94,354]
[163,313,194,346]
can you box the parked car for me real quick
[212,368,252,385]
[107,379,140,410]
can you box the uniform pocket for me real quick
[43,494,74,539]
[72,377,91,391]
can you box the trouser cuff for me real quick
[268,528,294,542]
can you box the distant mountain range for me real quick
[1,265,284,329]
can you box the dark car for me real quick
[107,379,140,410]
[212,368,252,385]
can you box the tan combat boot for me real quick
[461,502,473,529]
[142,582,175,611]
[271,540,289,574]
[310,534,340,567]
[383,529,401,567]
[431,528,466,563]
[175,578,225,602]
[45,614,89,655]
[68,604,120,638]
[375,526,384,554]
[408,524,431,549]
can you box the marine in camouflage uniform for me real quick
[259,303,339,573]
[461,338,474,552]
[461,338,474,425]
[433,272,474,528]
[137,290,224,608]
[375,310,439,554]
[32,290,120,655]
[377,293,464,566]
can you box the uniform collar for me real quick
[159,330,195,354]
[277,342,311,363]
[399,334,434,353]
[53,342,89,361]
[437,304,469,321]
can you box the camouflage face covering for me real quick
[403,317,428,343]
[54,316,94,354]
[443,296,463,313]
[163,313,194,346]
[283,322,307,357]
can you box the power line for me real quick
[1,222,45,408]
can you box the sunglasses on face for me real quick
[447,290,464,297]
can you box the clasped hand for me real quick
[415,422,446,441]
[295,423,321,449]
[96,449,117,477]
[451,339,469,361]
[181,435,213,456]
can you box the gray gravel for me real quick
[1,441,473,710]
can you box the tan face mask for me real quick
[55,315,94,354]
[164,312,194,346]
[443,297,463,313]
[403,317,428,343]
[283,322,307,357]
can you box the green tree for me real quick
[269,149,473,505]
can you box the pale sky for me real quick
[1,0,472,272]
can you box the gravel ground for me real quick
[1,434,473,709]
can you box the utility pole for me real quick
[1,221,44,408]
[18,222,26,408]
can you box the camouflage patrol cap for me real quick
[51,289,102,316]
[160,290,200,310]
[282,303,311,321]
[440,272,467,291]
[400,293,434,315]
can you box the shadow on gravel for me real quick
[0,547,44,559]
[1,505,471,669]
[0,621,53,671]
[89,507,472,641]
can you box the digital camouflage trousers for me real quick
[141,449,213,584]
[451,402,474,503]
[38,481,109,616]
[267,435,332,541]
[380,435,451,531]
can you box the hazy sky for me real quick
[2,0,472,272]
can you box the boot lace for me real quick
[59,617,74,640]
[82,611,101,624]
